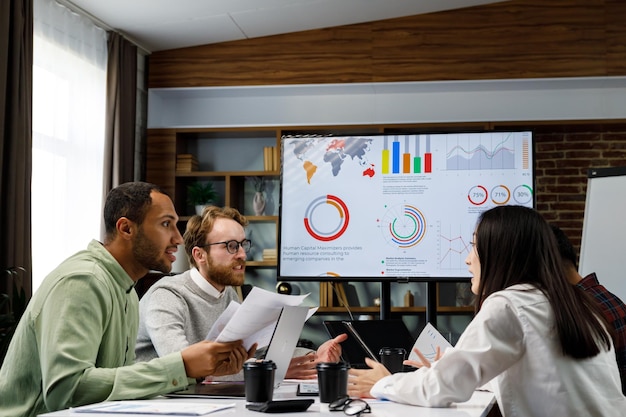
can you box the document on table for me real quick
[205,286,315,350]
[408,322,453,363]
[70,400,235,415]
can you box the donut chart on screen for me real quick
[467,185,488,206]
[303,195,350,241]
[318,272,341,277]
[490,184,511,205]
[381,204,427,249]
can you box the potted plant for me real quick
[187,181,218,215]
[1,267,27,365]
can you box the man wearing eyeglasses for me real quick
[135,205,346,380]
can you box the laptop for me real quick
[262,305,309,388]
[323,319,415,369]
[167,305,309,398]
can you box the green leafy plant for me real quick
[186,181,218,206]
[1,267,27,365]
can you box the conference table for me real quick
[38,381,497,417]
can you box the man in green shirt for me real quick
[0,182,255,417]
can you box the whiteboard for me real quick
[579,166,626,303]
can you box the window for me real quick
[32,0,107,291]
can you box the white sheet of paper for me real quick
[205,300,240,342]
[208,287,311,349]
[408,322,453,363]
[71,400,235,415]
[232,305,317,349]
[244,306,318,349]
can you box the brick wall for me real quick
[533,124,626,255]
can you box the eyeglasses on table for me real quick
[329,396,372,416]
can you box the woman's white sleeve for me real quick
[371,296,524,406]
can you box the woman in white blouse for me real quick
[348,205,626,417]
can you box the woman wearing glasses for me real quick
[349,205,626,416]
[135,205,345,379]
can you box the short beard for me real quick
[207,256,245,287]
[133,227,171,273]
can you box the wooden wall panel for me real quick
[148,0,625,88]
[149,26,374,88]
[371,0,606,81]
[606,0,626,74]
[146,129,176,197]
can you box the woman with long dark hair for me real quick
[349,206,625,416]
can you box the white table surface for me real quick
[38,381,496,417]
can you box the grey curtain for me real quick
[102,31,137,210]
[0,0,33,298]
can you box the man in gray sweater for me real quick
[135,206,346,380]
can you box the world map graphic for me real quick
[288,137,375,183]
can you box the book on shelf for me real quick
[273,146,279,171]
[176,154,199,172]
[262,248,277,261]
[263,146,275,171]
[263,146,281,171]
[176,162,198,171]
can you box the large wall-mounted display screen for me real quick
[278,131,535,282]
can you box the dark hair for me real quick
[550,224,578,268]
[474,205,611,359]
[183,206,248,268]
[103,182,165,242]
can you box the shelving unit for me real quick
[146,125,476,324]
[147,128,281,273]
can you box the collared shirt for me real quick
[190,267,225,298]
[0,240,188,417]
[371,284,626,417]
[578,272,626,394]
